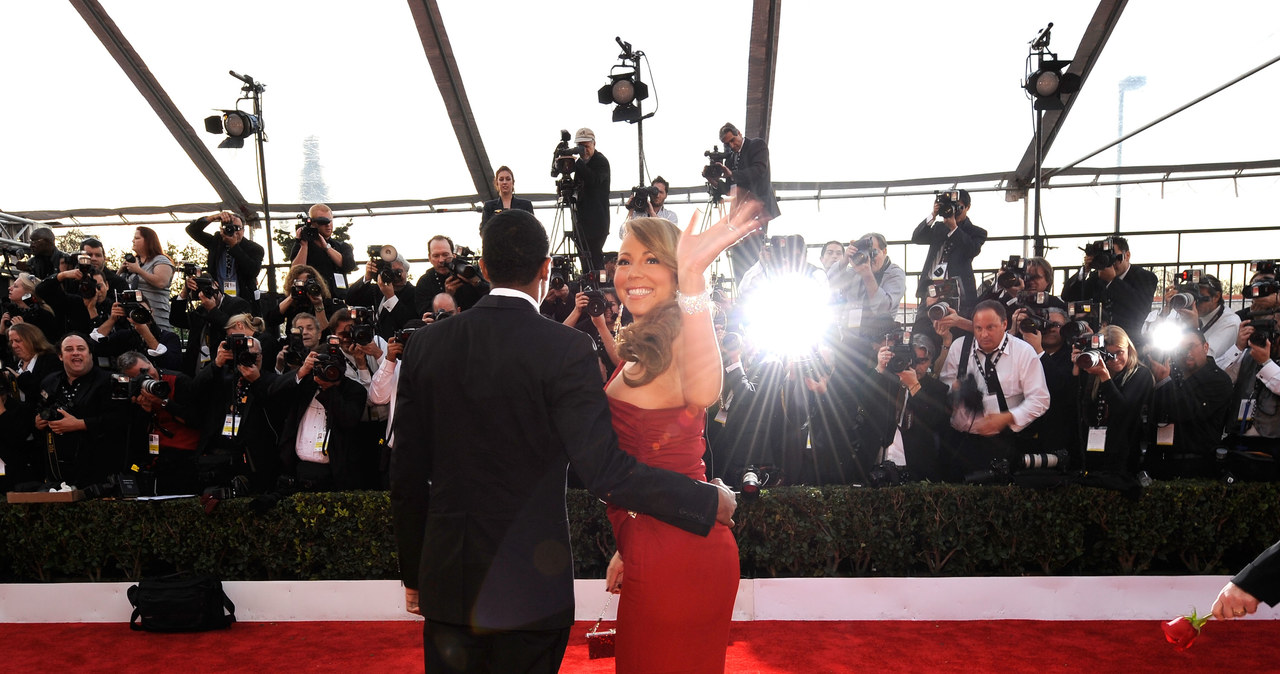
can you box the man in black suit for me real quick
[34,333,128,488]
[170,277,253,374]
[391,209,736,673]
[717,122,780,280]
[1061,236,1158,348]
[185,211,265,303]
[911,189,987,317]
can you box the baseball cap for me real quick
[574,128,595,144]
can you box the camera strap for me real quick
[1200,303,1226,334]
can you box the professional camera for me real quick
[868,460,912,487]
[925,278,961,321]
[550,129,581,178]
[1074,333,1115,370]
[1247,309,1278,347]
[368,245,401,285]
[392,327,417,344]
[346,306,376,346]
[313,336,347,383]
[549,255,576,291]
[123,253,137,265]
[219,216,242,237]
[1253,260,1278,276]
[740,465,771,498]
[887,326,915,373]
[996,256,1026,289]
[1060,320,1095,350]
[1018,309,1048,335]
[181,262,202,277]
[626,184,660,213]
[1083,239,1118,270]
[934,190,962,219]
[70,254,97,299]
[577,272,609,318]
[431,311,453,322]
[849,236,878,267]
[1242,260,1278,300]
[702,145,731,201]
[927,301,953,322]
[964,457,1011,485]
[1022,450,1069,470]
[291,277,324,302]
[36,397,63,423]
[116,289,152,324]
[297,214,330,242]
[1168,269,1207,311]
[190,276,217,299]
[1068,300,1100,329]
[283,328,307,367]
[447,246,480,280]
[110,372,172,401]
[81,472,140,499]
[226,333,257,368]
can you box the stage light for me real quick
[203,109,261,149]
[1025,58,1081,111]
[598,71,648,123]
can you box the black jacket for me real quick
[574,151,611,237]
[1081,364,1153,474]
[1062,265,1159,347]
[192,363,282,492]
[170,294,254,375]
[1234,539,1280,607]
[911,216,988,313]
[271,369,368,490]
[728,137,780,219]
[185,217,265,299]
[481,197,534,232]
[346,281,417,340]
[287,237,357,300]
[390,294,720,631]
[414,269,490,315]
[38,366,129,487]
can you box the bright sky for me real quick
[3,1,1279,285]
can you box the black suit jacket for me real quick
[185,218,265,298]
[345,281,417,339]
[170,294,253,375]
[271,370,368,490]
[390,293,719,631]
[1235,539,1280,607]
[1061,265,1159,346]
[481,197,534,232]
[911,216,988,312]
[728,137,780,219]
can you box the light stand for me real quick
[598,37,654,188]
[1022,23,1081,257]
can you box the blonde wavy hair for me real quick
[615,217,684,388]
[1090,324,1145,400]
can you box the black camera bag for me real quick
[128,573,235,632]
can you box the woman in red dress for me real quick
[604,203,762,673]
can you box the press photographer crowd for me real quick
[1,137,1277,504]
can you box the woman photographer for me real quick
[122,226,176,331]
[266,264,337,335]
[1073,325,1153,481]
[3,272,59,344]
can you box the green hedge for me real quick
[2,482,1278,582]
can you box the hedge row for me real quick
[2,482,1278,583]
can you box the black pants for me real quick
[423,620,569,673]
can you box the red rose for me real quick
[1162,610,1211,650]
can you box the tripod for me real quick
[549,184,595,277]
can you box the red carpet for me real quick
[5,619,1277,672]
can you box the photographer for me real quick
[1223,267,1280,467]
[185,211,264,302]
[266,265,338,336]
[368,320,423,489]
[0,323,58,487]
[1145,329,1234,479]
[538,265,575,322]
[426,293,458,323]
[571,128,611,272]
[120,226,176,332]
[116,351,201,494]
[872,336,950,482]
[1073,326,1152,483]
[170,274,253,374]
[414,235,489,314]
[625,176,678,225]
[274,312,322,376]
[349,247,416,339]
[938,300,1049,481]
[717,122,780,279]
[911,189,987,323]
[192,334,281,494]
[90,295,184,372]
[34,333,128,488]
[331,307,389,488]
[480,166,534,232]
[3,273,60,344]
[828,233,906,370]
[15,227,61,280]
[288,204,357,300]
[1219,265,1278,372]
[562,286,621,381]
[78,238,128,297]
[38,263,111,338]
[1061,236,1158,348]
[270,336,369,491]
[1014,307,1078,462]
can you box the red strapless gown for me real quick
[606,388,740,673]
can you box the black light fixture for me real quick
[204,109,261,148]
[598,69,648,123]
[1025,57,1081,111]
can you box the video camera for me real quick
[626,184,660,213]
[551,130,582,202]
[1083,239,1118,270]
[116,289,152,324]
[447,246,480,280]
[702,145,731,202]
[298,214,331,242]
[934,190,963,219]
[110,372,172,401]
[368,245,402,285]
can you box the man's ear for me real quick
[538,257,552,282]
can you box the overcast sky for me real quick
[3,0,1279,286]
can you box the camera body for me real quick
[740,465,770,498]
[226,333,257,368]
[1247,310,1277,347]
[72,255,98,299]
[934,190,962,219]
[1074,333,1115,370]
[887,326,915,373]
[1084,239,1118,270]
[1169,269,1208,311]
[392,327,417,344]
[313,337,347,383]
[116,289,152,324]
[368,245,401,285]
[996,255,1026,289]
[346,307,376,346]
[578,272,609,318]
[284,328,307,367]
[181,262,202,277]
[626,184,660,213]
[221,220,242,237]
[551,129,582,178]
[111,372,172,401]
[849,236,879,267]
[1068,300,1100,329]
[447,246,479,281]
[549,255,576,291]
[298,214,330,243]
[291,277,324,302]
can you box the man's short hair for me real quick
[719,122,740,139]
[308,203,333,219]
[81,238,104,251]
[651,176,670,193]
[1045,307,1069,323]
[1201,274,1224,296]
[31,227,55,242]
[427,235,454,253]
[59,331,93,355]
[481,210,549,286]
[863,233,888,249]
[973,299,1008,324]
[1105,235,1130,253]
[116,351,152,374]
[957,189,972,208]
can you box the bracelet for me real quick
[676,289,712,315]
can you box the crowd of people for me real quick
[1,179,1277,501]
